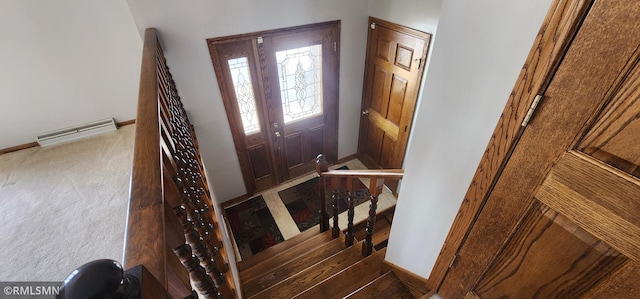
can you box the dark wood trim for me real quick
[336,154,357,164]
[221,194,251,210]
[322,169,403,179]
[383,261,432,298]
[368,17,432,39]
[117,119,136,127]
[425,0,594,293]
[0,142,38,155]
[206,20,341,44]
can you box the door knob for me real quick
[362,109,370,116]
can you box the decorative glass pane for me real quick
[228,57,260,135]
[276,44,323,123]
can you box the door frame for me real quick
[425,0,595,294]
[357,17,432,193]
[207,21,340,195]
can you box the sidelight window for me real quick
[228,57,260,135]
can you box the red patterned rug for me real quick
[224,195,284,259]
[278,166,370,232]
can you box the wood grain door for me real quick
[357,17,431,193]
[266,25,340,180]
[437,0,640,297]
[208,21,340,195]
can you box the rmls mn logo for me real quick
[1,282,61,299]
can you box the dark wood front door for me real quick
[208,21,340,195]
[437,0,640,297]
[357,17,431,193]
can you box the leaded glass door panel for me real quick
[208,21,340,195]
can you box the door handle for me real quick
[273,122,281,140]
[362,109,370,116]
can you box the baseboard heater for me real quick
[36,118,117,147]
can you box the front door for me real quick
[208,21,340,195]
[357,17,431,193]
[438,0,640,297]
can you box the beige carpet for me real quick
[0,124,134,281]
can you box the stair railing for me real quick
[316,154,404,257]
[58,28,236,299]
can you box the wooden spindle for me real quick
[173,244,221,299]
[174,154,226,267]
[315,154,330,232]
[331,176,341,239]
[191,208,225,255]
[362,178,385,257]
[345,177,355,247]
[173,207,226,286]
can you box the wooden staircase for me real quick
[238,210,417,298]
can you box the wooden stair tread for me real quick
[240,230,333,281]
[238,226,322,271]
[249,241,366,299]
[293,248,388,299]
[241,236,346,297]
[346,270,414,299]
[353,217,391,249]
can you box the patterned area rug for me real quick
[224,195,284,259]
[278,166,370,232]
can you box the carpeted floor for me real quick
[0,125,134,281]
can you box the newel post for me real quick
[316,154,330,232]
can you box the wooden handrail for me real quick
[315,154,404,256]
[321,169,404,179]
[124,27,165,283]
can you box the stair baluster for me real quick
[331,176,341,238]
[362,178,385,256]
[160,40,232,297]
[174,243,221,299]
[345,177,356,247]
[315,154,330,233]
[174,206,232,295]
[164,73,230,274]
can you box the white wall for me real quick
[386,0,553,278]
[0,0,142,149]
[368,0,441,34]
[126,0,370,202]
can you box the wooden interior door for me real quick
[357,17,431,193]
[437,0,640,297]
[207,21,340,196]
